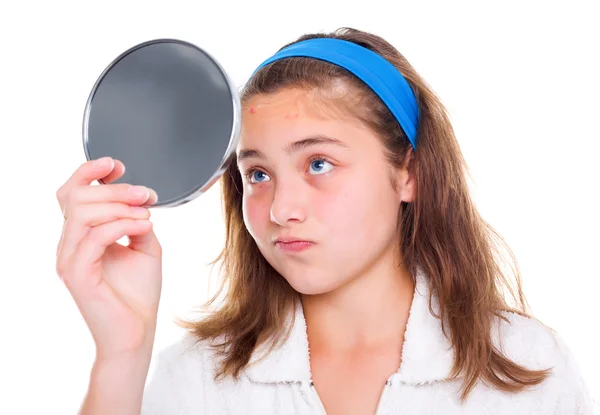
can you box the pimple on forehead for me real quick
[247,106,297,119]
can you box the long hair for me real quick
[178,27,551,402]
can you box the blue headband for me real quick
[252,38,419,149]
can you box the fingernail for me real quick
[144,188,158,206]
[129,185,149,198]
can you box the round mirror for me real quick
[82,39,241,207]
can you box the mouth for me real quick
[274,237,315,253]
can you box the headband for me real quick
[252,38,419,149]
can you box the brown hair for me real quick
[178,27,551,402]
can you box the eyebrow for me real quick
[237,134,350,163]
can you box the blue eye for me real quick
[309,159,334,175]
[249,170,271,183]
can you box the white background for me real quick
[0,0,598,413]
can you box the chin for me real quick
[281,271,344,296]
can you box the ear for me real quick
[393,150,416,203]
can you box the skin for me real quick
[238,87,417,415]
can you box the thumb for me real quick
[128,226,162,257]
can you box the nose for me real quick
[270,178,307,226]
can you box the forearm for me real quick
[79,348,153,415]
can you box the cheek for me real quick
[242,187,272,239]
[319,171,398,239]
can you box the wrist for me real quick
[95,325,156,364]
[82,350,153,415]
[94,343,154,367]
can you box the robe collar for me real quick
[245,267,455,385]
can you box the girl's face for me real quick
[237,88,413,295]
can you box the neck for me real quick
[300,247,415,354]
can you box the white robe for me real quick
[141,269,595,414]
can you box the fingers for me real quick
[79,218,153,270]
[67,202,150,227]
[63,183,158,219]
[64,219,153,289]
[57,202,151,271]
[101,159,126,184]
[57,158,158,217]
[57,157,117,214]
[56,182,157,260]
[55,157,160,276]
[128,226,162,257]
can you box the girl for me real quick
[56,27,593,414]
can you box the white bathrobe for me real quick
[141,269,595,414]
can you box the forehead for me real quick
[236,89,385,165]
[240,88,365,142]
[243,88,337,120]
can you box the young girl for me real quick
[56,28,593,414]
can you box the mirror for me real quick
[82,39,240,207]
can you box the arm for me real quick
[79,347,153,415]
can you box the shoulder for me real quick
[150,330,217,370]
[141,331,222,414]
[492,311,595,413]
[492,311,561,369]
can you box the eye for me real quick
[246,169,271,183]
[308,158,334,175]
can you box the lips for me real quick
[274,237,312,244]
[274,237,314,253]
